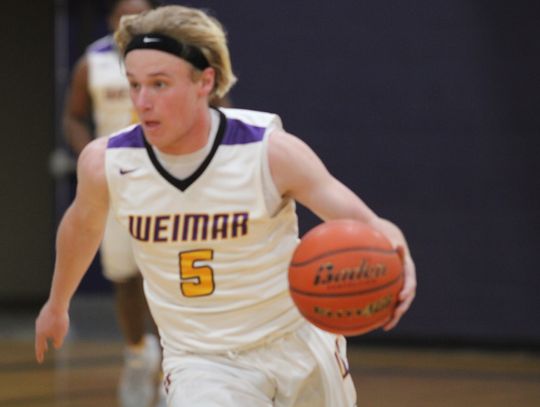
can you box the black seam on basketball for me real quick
[289,272,403,298]
[309,315,390,332]
[290,246,398,267]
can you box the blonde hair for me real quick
[115,5,237,98]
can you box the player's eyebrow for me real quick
[126,70,172,78]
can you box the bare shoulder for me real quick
[79,137,107,162]
[267,129,329,198]
[71,138,110,213]
[267,130,300,187]
[268,129,311,164]
[77,138,108,186]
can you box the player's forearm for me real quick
[47,205,104,311]
[369,217,410,255]
[63,117,93,156]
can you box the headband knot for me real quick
[124,33,210,71]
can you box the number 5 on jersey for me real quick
[179,249,215,297]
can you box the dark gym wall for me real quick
[60,0,540,345]
[175,0,540,345]
[1,2,55,303]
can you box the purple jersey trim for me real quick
[108,126,145,148]
[88,36,115,54]
[222,118,264,145]
[108,117,265,149]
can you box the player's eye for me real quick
[154,80,167,89]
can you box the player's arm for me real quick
[63,56,94,155]
[268,130,416,329]
[35,138,109,363]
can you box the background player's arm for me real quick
[268,130,416,329]
[63,56,94,155]
[35,138,110,362]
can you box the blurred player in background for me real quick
[39,4,413,406]
[62,1,163,406]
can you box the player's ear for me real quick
[198,67,216,97]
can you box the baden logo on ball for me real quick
[288,219,404,336]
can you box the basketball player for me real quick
[62,1,163,406]
[36,5,416,406]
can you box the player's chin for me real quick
[142,126,165,146]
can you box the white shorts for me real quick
[161,323,357,407]
[100,210,138,282]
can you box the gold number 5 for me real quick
[179,249,215,297]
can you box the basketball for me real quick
[288,219,404,336]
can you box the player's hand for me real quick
[35,301,70,363]
[383,246,416,331]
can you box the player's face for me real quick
[125,49,212,154]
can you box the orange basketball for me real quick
[288,219,404,336]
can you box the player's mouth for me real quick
[143,120,161,130]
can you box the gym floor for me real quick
[2,295,540,407]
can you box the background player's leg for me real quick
[102,213,162,407]
[114,277,161,407]
[114,275,149,345]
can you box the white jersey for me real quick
[87,35,136,139]
[105,108,305,354]
[87,35,138,282]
